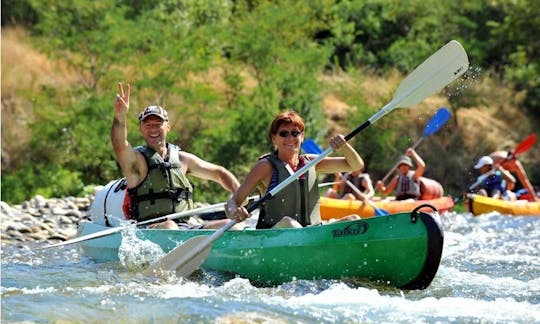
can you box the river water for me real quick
[2,211,539,323]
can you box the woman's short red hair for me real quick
[267,110,305,142]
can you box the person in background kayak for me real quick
[225,110,364,229]
[375,148,425,200]
[489,151,539,202]
[111,82,241,229]
[324,168,375,201]
[471,156,517,200]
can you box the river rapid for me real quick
[2,211,539,323]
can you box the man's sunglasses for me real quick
[278,130,302,138]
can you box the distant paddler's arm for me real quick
[408,148,425,180]
[497,165,516,186]
[376,176,398,196]
[361,174,376,200]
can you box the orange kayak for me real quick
[320,196,454,220]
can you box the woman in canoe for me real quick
[225,110,364,229]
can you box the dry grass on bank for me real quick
[1,27,78,169]
[2,26,538,183]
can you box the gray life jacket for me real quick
[257,153,321,229]
[127,143,193,221]
[396,170,420,199]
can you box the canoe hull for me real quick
[319,196,454,219]
[467,194,540,216]
[79,210,443,290]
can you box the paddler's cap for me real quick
[474,156,493,169]
[398,155,413,167]
[138,105,168,122]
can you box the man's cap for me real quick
[474,156,493,169]
[398,155,413,167]
[138,106,168,121]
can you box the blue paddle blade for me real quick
[423,107,451,136]
[374,207,389,217]
[301,138,323,154]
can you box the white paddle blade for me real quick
[142,235,212,277]
[394,40,469,108]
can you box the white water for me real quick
[2,212,539,323]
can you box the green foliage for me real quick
[2,165,84,203]
[493,0,540,114]
[1,0,38,26]
[191,0,331,184]
[1,0,539,204]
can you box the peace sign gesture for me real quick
[114,82,130,118]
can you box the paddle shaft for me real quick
[340,174,387,215]
[38,198,254,249]
[380,107,451,183]
[250,39,469,211]
[144,39,469,277]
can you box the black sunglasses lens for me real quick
[278,130,301,138]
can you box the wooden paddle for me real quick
[301,138,389,216]
[37,198,256,250]
[142,40,469,278]
[468,133,537,191]
[380,107,452,183]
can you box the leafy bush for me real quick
[1,0,538,204]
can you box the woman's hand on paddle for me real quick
[114,82,130,117]
[329,134,347,151]
[225,198,250,223]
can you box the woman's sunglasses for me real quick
[278,130,302,138]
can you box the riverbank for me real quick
[0,193,223,246]
[0,195,92,245]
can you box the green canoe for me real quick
[79,207,443,290]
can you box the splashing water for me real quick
[2,211,539,323]
[117,227,165,271]
[445,65,483,98]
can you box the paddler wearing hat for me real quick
[376,148,425,200]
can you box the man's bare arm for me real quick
[180,151,241,193]
[111,82,143,187]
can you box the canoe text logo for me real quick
[332,222,369,238]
